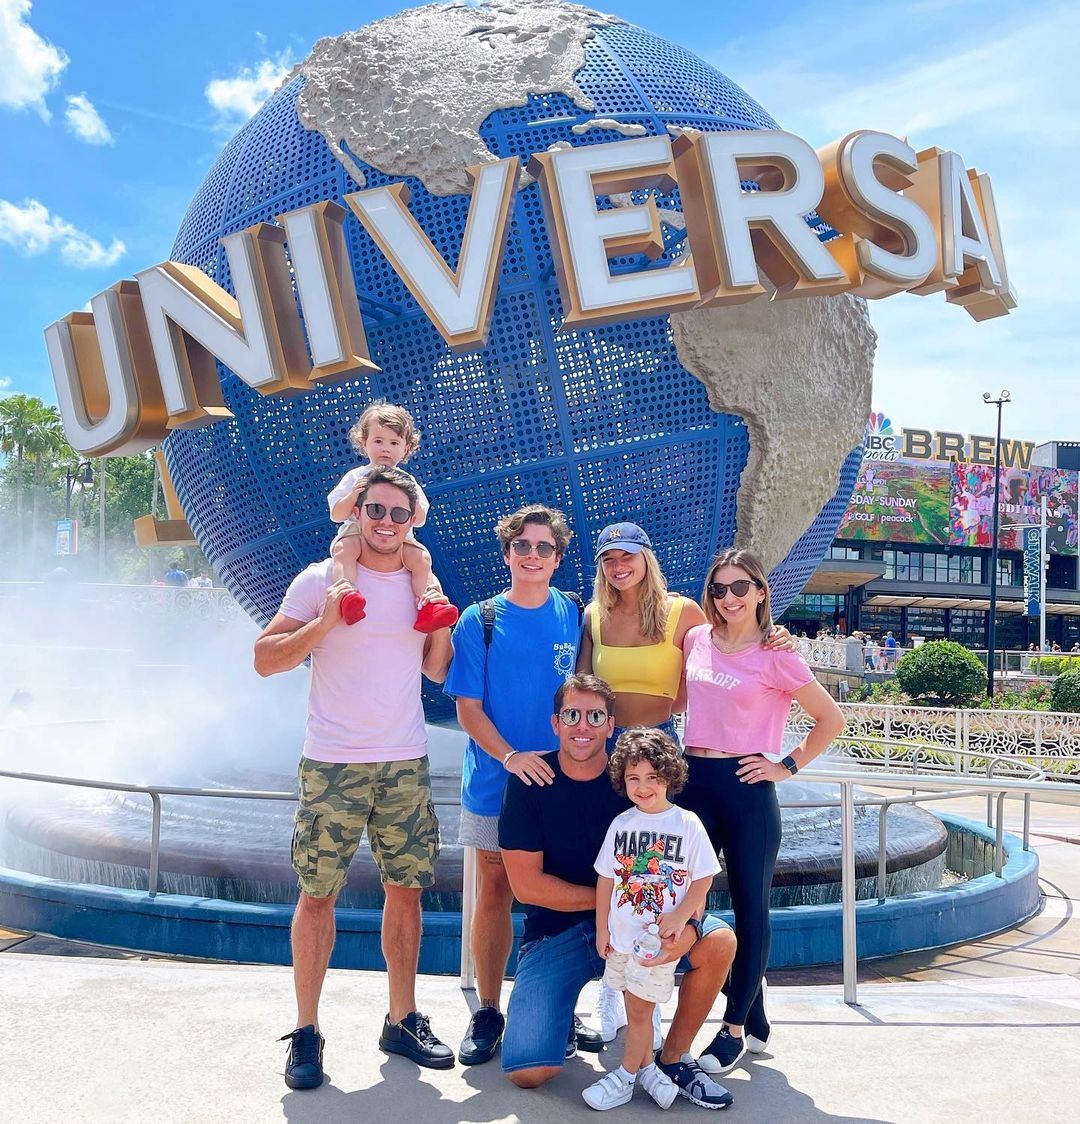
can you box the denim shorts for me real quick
[606,717,681,754]
[500,913,730,1073]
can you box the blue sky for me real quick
[1,0,1075,445]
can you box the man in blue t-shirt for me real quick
[444,503,583,1066]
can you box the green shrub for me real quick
[1050,670,1080,713]
[1032,655,1080,676]
[895,641,986,707]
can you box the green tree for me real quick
[1050,670,1080,713]
[895,640,987,707]
[0,393,54,573]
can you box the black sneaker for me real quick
[379,1011,455,1069]
[654,1051,733,1110]
[458,1005,505,1066]
[574,1014,604,1053]
[698,1027,746,1075]
[565,1020,577,1060]
[280,1024,324,1090]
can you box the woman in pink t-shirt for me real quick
[679,549,844,1077]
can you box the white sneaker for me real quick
[582,1070,635,1111]
[652,1004,663,1051]
[638,1063,678,1110]
[594,982,627,1043]
[746,978,771,1054]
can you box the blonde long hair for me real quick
[593,547,670,642]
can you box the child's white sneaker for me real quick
[594,982,627,1042]
[582,1070,635,1111]
[638,1063,678,1110]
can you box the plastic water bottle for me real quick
[633,923,662,965]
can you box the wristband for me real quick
[781,753,799,776]
[502,750,518,770]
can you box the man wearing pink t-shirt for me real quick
[255,466,454,1088]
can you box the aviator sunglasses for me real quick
[363,502,412,524]
[708,578,762,598]
[510,539,558,558]
[558,707,610,728]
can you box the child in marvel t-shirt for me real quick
[586,727,723,1112]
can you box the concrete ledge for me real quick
[0,814,1040,972]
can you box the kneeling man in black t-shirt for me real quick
[499,674,737,1108]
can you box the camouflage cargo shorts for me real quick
[292,755,440,897]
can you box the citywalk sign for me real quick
[46,128,1017,459]
[1023,526,1042,618]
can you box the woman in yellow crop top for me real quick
[576,522,702,744]
[578,523,795,1046]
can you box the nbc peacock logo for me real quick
[864,411,900,461]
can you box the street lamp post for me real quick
[983,390,1010,698]
[64,461,94,520]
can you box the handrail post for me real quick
[994,791,1006,877]
[877,800,889,903]
[459,845,478,990]
[1023,792,1031,851]
[840,780,858,1005]
[148,791,162,897]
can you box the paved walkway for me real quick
[4,795,1079,1124]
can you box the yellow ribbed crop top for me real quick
[591,597,686,699]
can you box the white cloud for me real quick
[0,198,125,268]
[205,54,291,125]
[0,377,12,390]
[64,92,113,145]
[0,0,68,119]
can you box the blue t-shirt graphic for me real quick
[445,590,581,817]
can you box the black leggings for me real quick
[680,754,780,1026]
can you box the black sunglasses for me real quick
[708,579,761,598]
[510,539,558,558]
[558,707,610,728]
[363,502,412,524]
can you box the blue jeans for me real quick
[501,914,730,1073]
[606,716,680,754]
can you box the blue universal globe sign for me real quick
[165,13,864,716]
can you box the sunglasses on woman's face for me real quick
[558,707,609,728]
[510,539,558,558]
[708,578,761,598]
[363,502,412,524]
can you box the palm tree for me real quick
[0,394,51,574]
[26,405,68,569]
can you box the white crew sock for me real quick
[615,1066,636,1084]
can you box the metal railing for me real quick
[790,702,1080,780]
[1,760,1076,1009]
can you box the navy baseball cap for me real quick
[595,522,652,560]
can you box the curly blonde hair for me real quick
[348,401,421,461]
[607,726,688,795]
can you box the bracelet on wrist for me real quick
[502,750,518,770]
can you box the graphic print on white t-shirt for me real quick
[594,804,721,954]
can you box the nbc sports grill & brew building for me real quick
[785,414,1080,649]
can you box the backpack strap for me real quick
[479,590,583,704]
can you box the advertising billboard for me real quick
[837,460,951,544]
[950,463,1078,554]
[839,458,1079,555]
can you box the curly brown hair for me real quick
[349,401,421,461]
[494,503,572,557]
[607,726,688,796]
